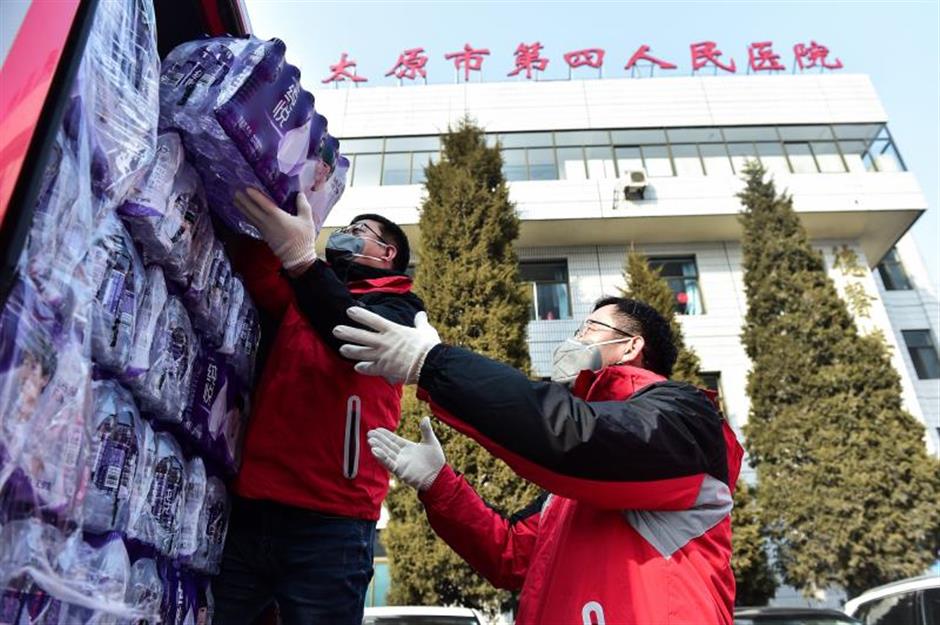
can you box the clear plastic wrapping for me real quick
[122,558,162,625]
[127,432,186,556]
[136,295,197,423]
[185,220,233,345]
[219,277,260,384]
[83,381,147,534]
[176,457,207,562]
[160,35,346,237]
[124,265,168,385]
[0,280,91,525]
[118,132,209,285]
[83,0,159,211]
[191,477,229,575]
[84,215,145,374]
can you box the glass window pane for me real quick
[384,136,440,151]
[649,257,703,315]
[410,151,439,184]
[903,330,940,379]
[585,146,616,179]
[722,126,778,142]
[484,134,499,148]
[871,140,904,172]
[555,130,610,146]
[381,152,411,185]
[833,123,883,141]
[501,149,527,181]
[727,143,760,174]
[811,142,846,173]
[534,283,571,320]
[839,140,870,173]
[756,142,790,175]
[671,144,704,176]
[615,147,644,176]
[499,132,554,148]
[339,138,384,153]
[778,125,834,141]
[352,153,382,186]
[641,145,673,177]
[527,148,557,180]
[557,147,586,180]
[700,143,733,176]
[611,129,667,145]
[785,143,818,174]
[667,128,723,143]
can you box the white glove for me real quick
[334,307,441,385]
[368,417,446,491]
[234,188,317,272]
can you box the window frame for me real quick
[647,255,705,315]
[519,259,573,321]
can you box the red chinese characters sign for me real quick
[323,41,843,85]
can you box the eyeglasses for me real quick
[337,222,388,245]
[574,318,634,339]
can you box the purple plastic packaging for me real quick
[159,35,345,237]
[83,380,146,534]
[125,265,169,387]
[127,432,186,556]
[124,557,162,624]
[83,215,145,373]
[191,476,229,575]
[219,277,260,384]
[184,219,232,345]
[176,457,206,562]
[136,295,197,424]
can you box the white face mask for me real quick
[550,336,633,384]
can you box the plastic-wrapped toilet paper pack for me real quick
[83,381,147,534]
[119,132,209,285]
[191,476,229,575]
[219,277,260,384]
[84,216,145,374]
[184,218,233,346]
[160,35,346,237]
[136,295,197,424]
[127,432,186,556]
[176,457,206,562]
[124,265,168,388]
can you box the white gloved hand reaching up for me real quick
[334,307,441,385]
[368,417,446,491]
[234,188,318,273]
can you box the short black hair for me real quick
[593,296,678,378]
[351,213,410,272]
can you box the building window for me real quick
[338,124,904,187]
[902,330,940,379]
[520,260,572,321]
[876,247,912,290]
[648,256,704,315]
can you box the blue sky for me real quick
[245,0,940,290]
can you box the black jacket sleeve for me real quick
[418,344,730,509]
[288,260,424,354]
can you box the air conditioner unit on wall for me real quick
[621,170,648,200]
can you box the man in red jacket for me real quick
[334,297,744,625]
[212,189,424,625]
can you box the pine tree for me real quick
[737,162,940,597]
[731,482,777,606]
[384,118,539,613]
[621,249,702,384]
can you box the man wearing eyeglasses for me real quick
[212,190,424,625]
[332,296,745,625]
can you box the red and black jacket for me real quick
[230,239,423,520]
[415,345,744,624]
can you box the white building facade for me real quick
[314,73,940,462]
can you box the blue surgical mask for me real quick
[325,231,386,265]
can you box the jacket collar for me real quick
[571,364,667,402]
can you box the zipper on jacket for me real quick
[343,395,361,479]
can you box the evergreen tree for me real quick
[731,482,777,606]
[737,162,940,597]
[623,249,776,601]
[384,118,539,613]
[621,249,703,384]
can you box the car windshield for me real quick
[363,617,479,625]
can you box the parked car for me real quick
[734,606,862,625]
[843,574,940,625]
[362,606,486,625]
